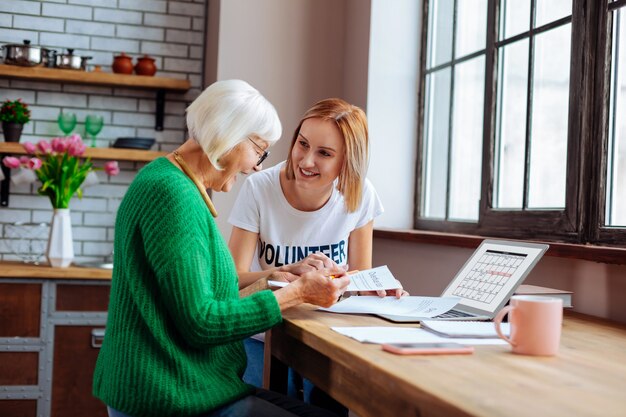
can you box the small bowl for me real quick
[112,137,155,150]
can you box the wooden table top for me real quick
[272,306,626,417]
[0,261,111,280]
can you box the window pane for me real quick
[427,0,454,68]
[449,56,485,221]
[535,0,572,28]
[455,0,487,58]
[495,40,529,209]
[422,69,451,219]
[499,0,530,41]
[528,24,571,208]
[606,9,626,226]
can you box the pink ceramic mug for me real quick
[494,295,563,356]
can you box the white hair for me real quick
[186,79,282,169]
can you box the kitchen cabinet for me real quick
[0,263,111,417]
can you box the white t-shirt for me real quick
[228,161,384,272]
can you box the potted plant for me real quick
[1,99,31,142]
[2,134,120,267]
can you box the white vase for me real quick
[46,209,74,268]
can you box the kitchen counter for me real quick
[0,261,111,280]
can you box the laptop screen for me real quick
[440,240,549,316]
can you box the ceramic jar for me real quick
[134,55,157,76]
[112,53,133,74]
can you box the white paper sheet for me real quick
[331,326,508,345]
[320,296,459,318]
[319,296,460,318]
[268,280,288,288]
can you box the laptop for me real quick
[378,239,549,323]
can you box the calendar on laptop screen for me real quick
[441,241,546,312]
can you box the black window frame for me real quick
[415,0,626,246]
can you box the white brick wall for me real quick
[0,0,205,263]
[0,1,41,16]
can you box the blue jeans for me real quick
[243,338,348,417]
[108,388,339,417]
[243,337,312,399]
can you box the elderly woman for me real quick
[93,80,349,417]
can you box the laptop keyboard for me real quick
[434,309,474,319]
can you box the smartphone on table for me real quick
[382,342,474,355]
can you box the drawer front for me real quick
[0,283,41,337]
[0,352,38,385]
[56,284,110,312]
[0,400,37,417]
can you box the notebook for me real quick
[420,320,511,338]
[378,239,549,323]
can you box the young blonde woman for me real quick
[228,98,407,415]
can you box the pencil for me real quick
[330,270,359,279]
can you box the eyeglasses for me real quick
[248,137,270,166]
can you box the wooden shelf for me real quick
[0,64,190,92]
[0,142,165,162]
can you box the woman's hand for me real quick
[268,270,299,283]
[290,267,350,308]
[359,280,410,299]
[279,252,340,276]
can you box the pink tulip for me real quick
[27,158,42,170]
[19,156,30,166]
[36,140,52,154]
[67,141,86,157]
[2,156,21,169]
[68,133,83,145]
[23,142,37,154]
[51,137,68,153]
[104,161,120,176]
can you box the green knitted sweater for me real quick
[93,157,282,417]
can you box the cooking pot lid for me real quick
[3,39,44,48]
[56,49,93,60]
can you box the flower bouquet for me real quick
[2,134,119,208]
[2,134,119,267]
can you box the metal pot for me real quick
[55,49,92,71]
[1,39,53,67]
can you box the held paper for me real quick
[345,265,400,292]
[268,265,400,292]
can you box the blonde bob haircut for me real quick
[186,79,282,169]
[285,98,369,213]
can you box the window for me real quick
[416,0,626,245]
[607,5,626,227]
[422,0,487,222]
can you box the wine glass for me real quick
[57,112,77,136]
[85,114,104,147]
